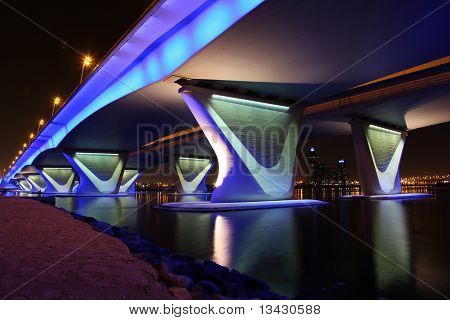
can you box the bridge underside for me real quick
[5,0,450,198]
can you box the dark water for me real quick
[53,187,450,299]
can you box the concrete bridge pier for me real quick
[350,119,407,196]
[180,86,302,203]
[20,166,47,193]
[63,151,128,194]
[174,155,213,194]
[119,169,141,193]
[23,174,46,193]
[13,174,32,192]
[38,167,76,193]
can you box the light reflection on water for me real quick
[53,187,449,299]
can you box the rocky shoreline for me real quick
[37,197,286,300]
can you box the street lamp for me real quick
[52,96,61,117]
[37,119,45,133]
[23,143,27,149]
[28,133,35,144]
[80,55,93,83]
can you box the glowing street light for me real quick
[52,96,62,117]
[23,143,27,149]
[18,150,22,155]
[83,55,92,66]
[28,133,35,144]
[37,119,45,132]
[80,55,93,83]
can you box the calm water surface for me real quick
[54,187,450,299]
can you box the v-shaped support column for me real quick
[180,86,302,202]
[350,120,407,195]
[119,169,141,193]
[64,152,127,194]
[39,167,76,193]
[19,167,47,192]
[18,180,32,191]
[24,174,47,192]
[13,174,32,192]
[175,156,213,194]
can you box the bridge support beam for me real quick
[64,152,127,194]
[39,167,76,193]
[13,175,32,192]
[119,169,141,193]
[175,156,213,194]
[350,120,407,196]
[24,174,47,192]
[180,86,302,202]
[18,167,47,192]
[18,180,32,191]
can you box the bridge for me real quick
[1,0,449,205]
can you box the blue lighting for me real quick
[339,159,345,164]
[194,3,233,47]
[5,0,265,181]
[162,35,191,71]
[310,147,315,152]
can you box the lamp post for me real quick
[28,133,34,144]
[37,119,45,133]
[80,55,93,83]
[52,96,61,117]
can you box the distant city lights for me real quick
[401,174,450,185]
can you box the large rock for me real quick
[162,273,194,289]
[202,272,230,295]
[202,260,229,276]
[190,284,210,300]
[169,287,192,300]
[171,254,194,263]
[173,261,203,282]
[156,257,174,275]
[197,280,220,295]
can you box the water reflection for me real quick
[372,201,412,298]
[212,216,232,266]
[56,196,138,228]
[294,186,360,201]
[53,191,448,299]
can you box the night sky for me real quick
[0,0,150,173]
[0,1,449,179]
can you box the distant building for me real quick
[306,147,349,185]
